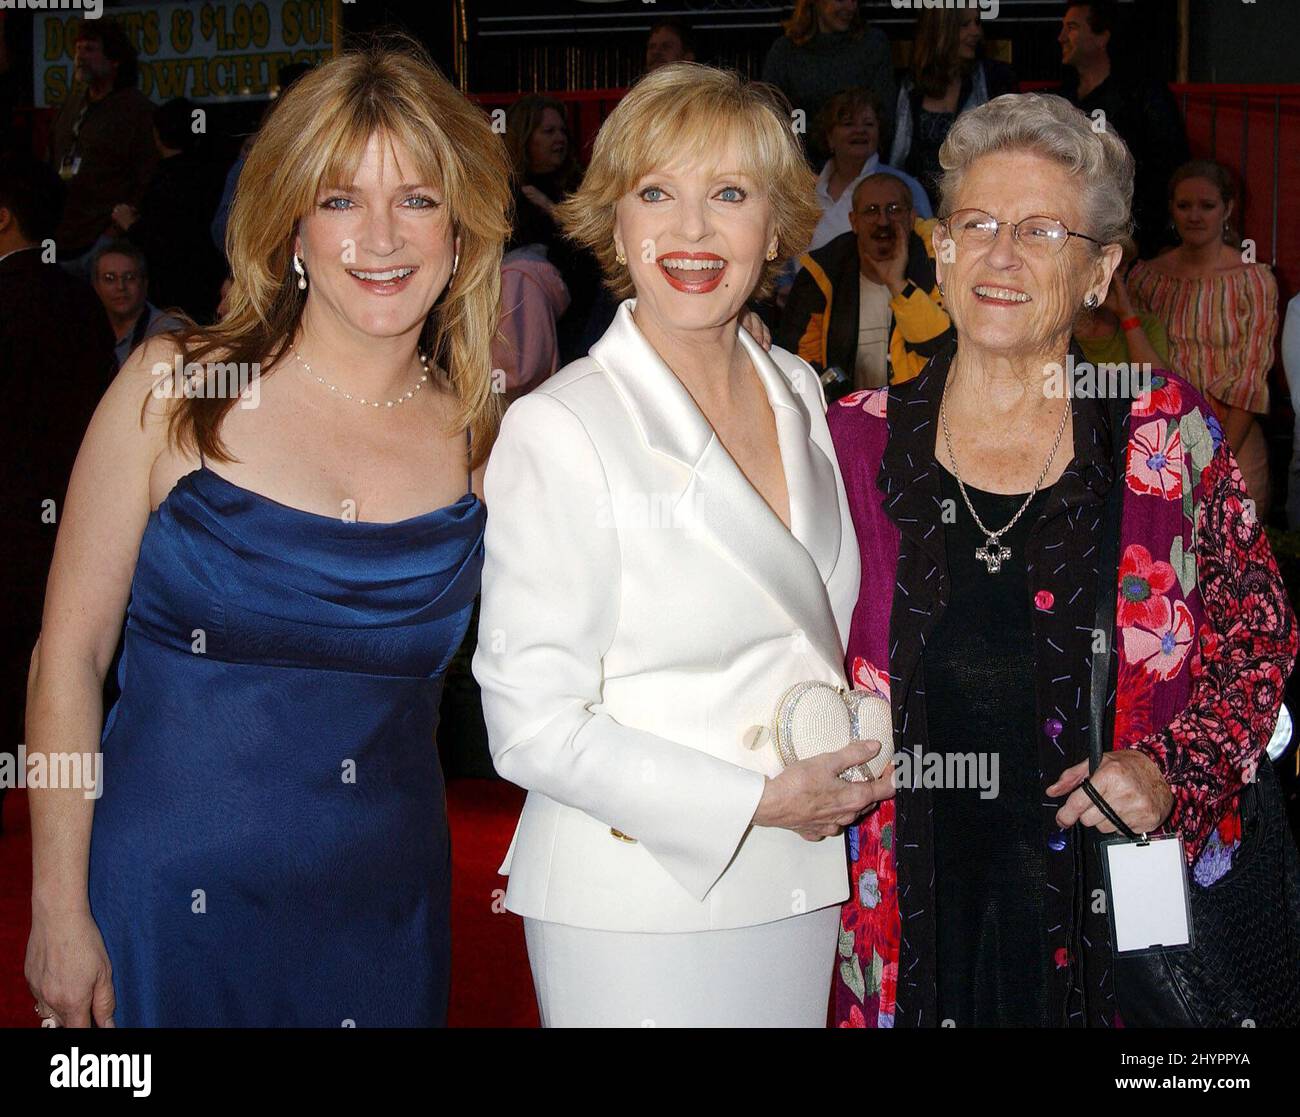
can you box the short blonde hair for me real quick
[557,63,820,301]
[166,35,512,468]
[938,92,1134,245]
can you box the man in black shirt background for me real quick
[1059,0,1189,258]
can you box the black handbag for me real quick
[1089,395,1300,1027]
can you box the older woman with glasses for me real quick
[828,93,1296,1028]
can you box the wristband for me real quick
[1119,315,1142,332]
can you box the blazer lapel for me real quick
[737,326,841,582]
[592,300,848,681]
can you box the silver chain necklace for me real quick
[291,347,430,410]
[940,386,1072,574]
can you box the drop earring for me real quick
[293,252,307,291]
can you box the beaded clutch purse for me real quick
[769,682,894,782]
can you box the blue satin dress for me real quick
[87,459,484,1027]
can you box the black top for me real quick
[877,346,1123,1028]
[508,171,601,366]
[125,150,227,323]
[1058,70,1188,258]
[923,468,1055,1027]
[906,108,956,211]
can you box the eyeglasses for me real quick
[99,271,140,285]
[941,208,1104,256]
[857,202,911,219]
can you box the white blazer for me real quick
[473,300,861,933]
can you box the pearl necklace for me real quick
[291,347,430,409]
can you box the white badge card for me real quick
[1100,835,1194,955]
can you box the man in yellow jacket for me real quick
[777,172,951,401]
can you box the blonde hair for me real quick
[557,62,820,301]
[163,35,512,468]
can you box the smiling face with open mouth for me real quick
[827,105,880,168]
[934,149,1119,360]
[296,131,457,345]
[613,136,776,336]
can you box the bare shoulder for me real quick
[98,333,187,442]
[1134,251,1178,278]
[95,334,200,504]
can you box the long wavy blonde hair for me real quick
[163,35,512,468]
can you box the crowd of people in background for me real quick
[487,0,1287,525]
[1,0,1290,813]
[0,3,1285,562]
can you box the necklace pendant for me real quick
[975,538,1012,574]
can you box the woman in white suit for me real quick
[473,63,894,1027]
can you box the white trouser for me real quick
[522,905,841,1028]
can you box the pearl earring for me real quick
[293,252,307,291]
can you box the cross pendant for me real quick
[975,539,1012,573]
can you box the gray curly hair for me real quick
[938,92,1135,245]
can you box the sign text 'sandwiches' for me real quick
[35,0,335,107]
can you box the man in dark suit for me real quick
[0,152,116,829]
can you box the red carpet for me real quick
[0,780,538,1028]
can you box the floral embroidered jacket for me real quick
[827,349,1296,1028]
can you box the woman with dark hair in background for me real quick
[1128,160,1279,516]
[762,0,896,155]
[504,93,599,364]
[889,8,1017,210]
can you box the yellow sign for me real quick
[35,1,336,106]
